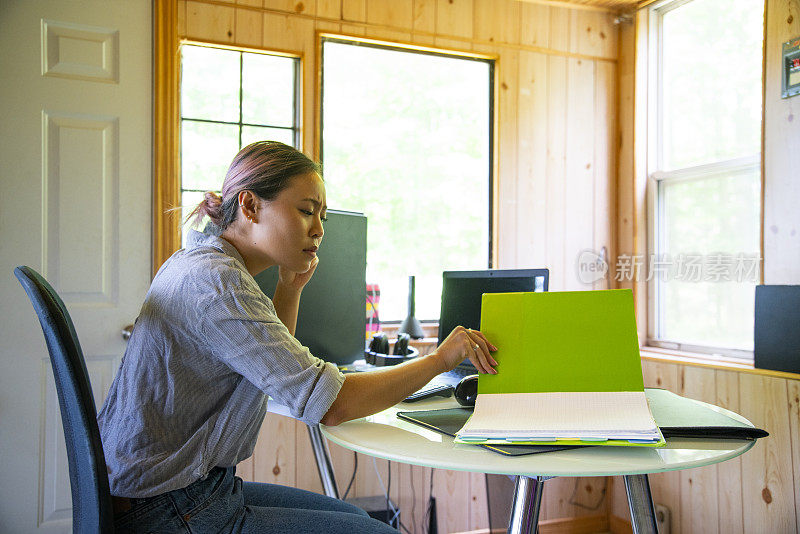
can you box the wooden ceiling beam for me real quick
[514,0,649,14]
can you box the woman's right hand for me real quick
[433,326,498,374]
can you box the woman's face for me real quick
[252,172,326,273]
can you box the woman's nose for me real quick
[311,217,324,238]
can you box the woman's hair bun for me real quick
[186,190,224,228]
[204,191,223,209]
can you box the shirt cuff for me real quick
[298,362,345,425]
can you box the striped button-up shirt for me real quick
[97,229,344,497]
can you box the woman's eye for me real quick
[321,216,328,223]
[300,209,313,216]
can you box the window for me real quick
[321,37,494,322]
[647,0,764,356]
[179,43,300,244]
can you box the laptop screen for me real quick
[438,269,549,370]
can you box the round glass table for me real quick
[317,393,756,534]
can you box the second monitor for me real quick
[254,209,367,367]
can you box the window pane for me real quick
[181,121,239,191]
[241,125,295,147]
[323,41,491,321]
[181,45,240,123]
[658,167,761,349]
[242,53,296,127]
[661,0,763,170]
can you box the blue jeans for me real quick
[113,466,398,533]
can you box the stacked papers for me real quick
[456,391,663,445]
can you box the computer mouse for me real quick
[454,374,479,407]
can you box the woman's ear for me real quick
[237,190,259,223]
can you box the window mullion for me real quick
[652,155,760,184]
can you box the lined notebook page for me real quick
[459,391,659,439]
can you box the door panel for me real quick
[0,2,152,531]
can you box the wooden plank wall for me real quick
[177,0,619,292]
[763,0,800,284]
[177,1,619,532]
[608,360,800,534]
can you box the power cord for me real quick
[423,468,435,534]
[342,451,357,500]
[386,460,392,526]
[409,466,417,534]
[371,457,411,534]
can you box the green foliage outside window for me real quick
[322,41,492,321]
[179,44,299,244]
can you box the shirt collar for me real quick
[186,228,248,270]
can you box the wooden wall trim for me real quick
[518,0,631,14]
[608,513,633,533]
[152,0,181,276]
[630,7,649,343]
[539,514,611,533]
[641,348,800,382]
[455,513,611,533]
[634,0,660,10]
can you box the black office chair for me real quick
[14,266,114,533]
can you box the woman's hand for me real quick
[278,256,319,292]
[433,326,498,374]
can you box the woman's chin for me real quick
[291,259,313,273]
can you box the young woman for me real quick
[97,141,497,533]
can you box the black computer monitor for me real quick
[438,269,549,370]
[254,209,367,366]
[755,285,800,374]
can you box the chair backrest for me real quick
[14,266,114,534]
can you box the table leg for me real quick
[507,476,546,534]
[307,424,340,499]
[623,474,659,534]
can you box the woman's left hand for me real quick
[278,256,319,292]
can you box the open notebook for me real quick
[455,289,665,447]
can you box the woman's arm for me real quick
[321,326,497,426]
[272,283,301,336]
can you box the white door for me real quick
[0,1,152,531]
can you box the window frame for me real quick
[317,33,497,322]
[180,41,302,159]
[178,42,302,244]
[644,0,763,360]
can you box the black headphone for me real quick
[365,332,419,366]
